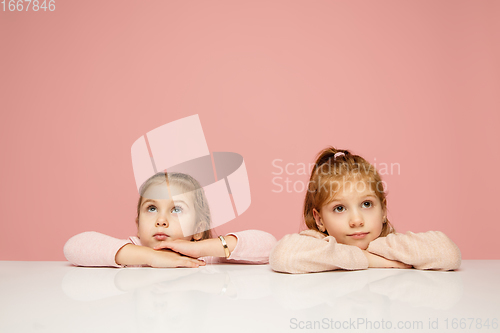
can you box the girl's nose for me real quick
[156,217,169,227]
[349,212,364,228]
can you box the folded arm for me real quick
[64,231,205,268]
[269,230,370,273]
[219,229,277,264]
[154,230,278,264]
[64,231,131,267]
[366,231,461,270]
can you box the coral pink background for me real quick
[1,0,499,260]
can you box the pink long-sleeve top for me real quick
[269,230,461,274]
[64,230,277,268]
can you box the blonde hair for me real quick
[136,172,212,240]
[304,147,395,237]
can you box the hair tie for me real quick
[333,152,345,160]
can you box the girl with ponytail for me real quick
[270,147,461,274]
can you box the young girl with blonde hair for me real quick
[65,172,276,268]
[270,147,461,273]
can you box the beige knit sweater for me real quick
[270,230,461,274]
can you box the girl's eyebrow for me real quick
[141,199,157,207]
[142,198,190,208]
[329,193,377,203]
[173,200,189,207]
[328,197,344,204]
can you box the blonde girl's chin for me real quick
[352,242,369,251]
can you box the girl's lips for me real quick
[154,234,168,241]
[348,232,369,239]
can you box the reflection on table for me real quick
[1,261,498,333]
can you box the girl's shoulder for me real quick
[389,230,451,238]
[297,229,328,239]
[129,236,142,245]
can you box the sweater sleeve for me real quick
[204,230,277,264]
[269,230,369,274]
[63,231,132,268]
[366,231,461,271]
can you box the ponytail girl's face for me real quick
[136,183,200,248]
[313,180,385,250]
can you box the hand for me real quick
[154,236,238,258]
[363,250,413,269]
[154,239,205,258]
[149,249,206,268]
[115,244,206,268]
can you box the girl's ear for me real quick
[377,196,387,223]
[135,217,140,238]
[192,220,209,241]
[313,208,326,232]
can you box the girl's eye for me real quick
[362,201,372,208]
[171,206,183,214]
[147,205,157,213]
[333,206,345,213]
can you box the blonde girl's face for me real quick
[313,180,385,250]
[137,183,200,248]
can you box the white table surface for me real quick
[0,260,499,333]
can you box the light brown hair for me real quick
[304,147,395,237]
[136,172,212,240]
